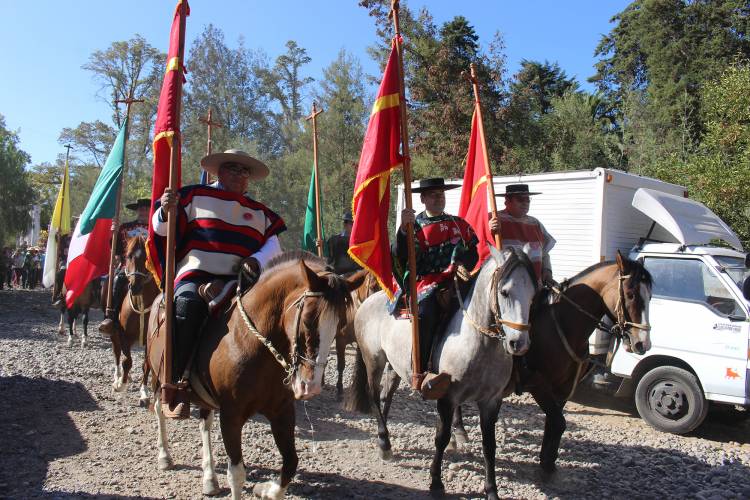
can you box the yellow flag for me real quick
[42,159,71,288]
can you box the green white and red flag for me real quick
[348,40,402,299]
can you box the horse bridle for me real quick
[236,288,328,386]
[125,268,154,343]
[455,252,533,340]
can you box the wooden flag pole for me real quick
[164,0,188,387]
[391,0,422,389]
[305,102,325,258]
[104,97,144,320]
[463,63,502,249]
[52,144,72,302]
[199,107,222,182]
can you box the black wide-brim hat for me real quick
[342,210,354,222]
[411,177,461,193]
[126,198,152,210]
[200,148,269,180]
[495,183,542,197]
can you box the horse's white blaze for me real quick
[227,461,245,500]
[253,479,287,500]
[500,275,534,355]
[292,307,337,399]
[637,283,652,350]
[200,411,219,495]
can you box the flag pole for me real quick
[463,63,502,249]
[306,102,325,258]
[391,0,422,389]
[164,0,187,387]
[51,144,72,301]
[199,107,222,182]
[103,97,143,322]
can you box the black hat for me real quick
[342,211,354,222]
[126,198,152,210]
[495,183,541,197]
[411,177,461,193]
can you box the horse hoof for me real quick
[157,456,174,471]
[66,338,73,348]
[253,480,286,500]
[139,397,150,408]
[454,431,468,447]
[485,490,500,500]
[539,463,557,482]
[429,479,445,496]
[202,477,220,496]
[446,437,457,453]
[378,448,393,461]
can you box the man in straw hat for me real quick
[326,211,360,275]
[154,149,285,407]
[99,198,151,334]
[395,177,479,392]
[489,183,555,285]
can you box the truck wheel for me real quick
[635,366,709,434]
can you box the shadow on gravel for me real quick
[0,375,106,499]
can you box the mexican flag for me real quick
[64,118,127,308]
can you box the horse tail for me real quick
[344,345,371,414]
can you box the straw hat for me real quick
[200,149,269,180]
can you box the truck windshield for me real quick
[714,256,750,289]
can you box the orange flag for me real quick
[146,0,189,286]
[458,108,493,269]
[348,40,402,299]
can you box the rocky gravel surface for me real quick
[1,288,749,499]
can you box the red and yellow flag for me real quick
[348,40,402,299]
[146,0,189,286]
[458,108,493,269]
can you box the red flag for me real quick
[458,108,493,270]
[146,0,189,286]
[348,41,402,299]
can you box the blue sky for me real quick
[0,0,629,167]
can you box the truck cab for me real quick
[607,189,750,433]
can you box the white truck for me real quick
[397,168,750,434]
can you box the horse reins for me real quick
[126,270,154,345]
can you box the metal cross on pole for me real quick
[305,102,325,258]
[198,108,223,182]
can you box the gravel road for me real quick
[1,288,749,499]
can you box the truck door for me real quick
[619,256,748,403]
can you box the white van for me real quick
[397,168,750,434]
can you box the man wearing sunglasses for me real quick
[153,149,286,415]
[489,183,555,285]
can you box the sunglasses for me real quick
[221,163,251,177]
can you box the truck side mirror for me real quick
[745,253,750,268]
[743,276,750,301]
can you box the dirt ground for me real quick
[1,288,749,499]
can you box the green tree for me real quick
[0,115,34,244]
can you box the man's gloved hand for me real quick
[456,264,471,282]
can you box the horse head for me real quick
[277,257,366,400]
[124,236,152,294]
[612,251,653,355]
[487,245,538,356]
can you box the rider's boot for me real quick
[99,272,128,336]
[416,297,452,400]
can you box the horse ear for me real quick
[345,269,368,292]
[300,260,327,291]
[615,250,626,273]
[488,243,503,263]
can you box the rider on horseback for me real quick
[99,198,150,335]
[154,149,286,416]
[395,178,479,393]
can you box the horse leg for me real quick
[111,334,123,390]
[447,404,469,452]
[199,409,220,495]
[429,398,455,493]
[220,411,247,500]
[254,405,297,499]
[116,339,132,393]
[380,362,401,421]
[57,311,65,335]
[153,392,174,470]
[81,309,89,348]
[478,399,503,500]
[368,359,393,461]
[139,344,150,407]
[531,389,566,475]
[335,333,347,401]
[66,312,74,347]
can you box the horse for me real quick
[110,236,159,405]
[147,251,366,499]
[346,246,538,499]
[451,251,653,475]
[57,277,100,348]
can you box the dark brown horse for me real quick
[148,252,365,499]
[451,252,653,475]
[110,236,159,405]
[57,276,100,348]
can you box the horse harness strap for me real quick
[128,291,152,345]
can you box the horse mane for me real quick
[125,235,146,255]
[263,250,330,274]
[497,247,538,289]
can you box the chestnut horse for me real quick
[451,252,653,475]
[110,236,159,405]
[148,252,365,499]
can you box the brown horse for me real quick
[110,236,159,405]
[148,251,365,499]
[451,252,653,475]
[57,276,100,348]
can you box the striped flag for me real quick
[42,157,71,288]
[301,165,325,255]
[347,40,402,299]
[64,118,127,308]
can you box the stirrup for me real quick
[161,383,191,419]
[419,372,451,400]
